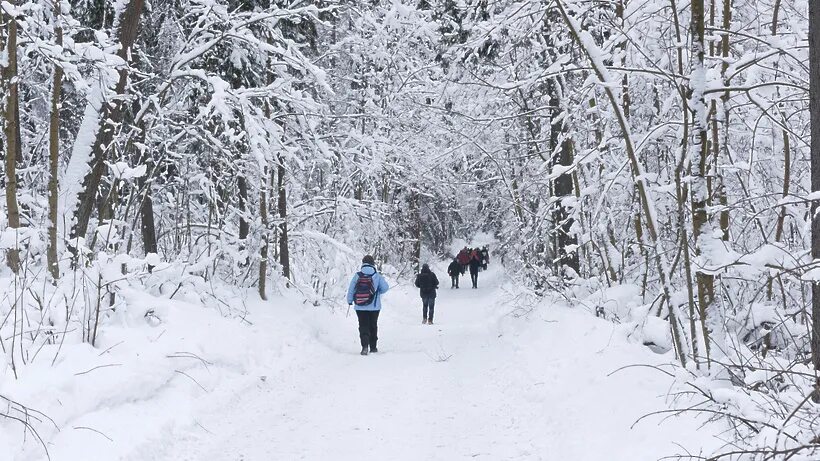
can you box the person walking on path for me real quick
[447,258,461,288]
[457,247,470,275]
[469,252,481,288]
[470,248,481,269]
[415,263,439,324]
[347,255,390,355]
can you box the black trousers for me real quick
[470,271,478,288]
[422,297,436,321]
[355,310,380,349]
[450,275,459,288]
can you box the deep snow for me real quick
[5,263,721,460]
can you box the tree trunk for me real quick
[139,175,157,255]
[238,175,250,240]
[550,109,578,274]
[409,192,422,273]
[0,7,4,165]
[588,98,619,283]
[769,0,790,301]
[676,140,699,366]
[47,0,64,280]
[616,0,630,118]
[124,99,157,260]
[237,173,250,267]
[716,0,731,241]
[808,0,820,401]
[72,0,145,241]
[545,75,578,275]
[276,155,290,282]
[617,0,651,294]
[690,0,713,368]
[259,167,269,300]
[2,1,21,273]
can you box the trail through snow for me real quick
[139,264,717,461]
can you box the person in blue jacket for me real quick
[347,255,390,355]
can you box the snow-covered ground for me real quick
[5,263,721,460]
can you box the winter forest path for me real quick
[151,264,716,461]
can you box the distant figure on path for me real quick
[480,246,489,270]
[447,258,461,288]
[457,247,470,274]
[469,252,481,288]
[347,255,390,355]
[415,263,439,324]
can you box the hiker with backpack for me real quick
[457,247,470,274]
[347,255,390,356]
[415,263,439,324]
[469,252,482,288]
[447,258,461,288]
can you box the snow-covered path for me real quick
[146,265,716,461]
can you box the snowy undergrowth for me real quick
[567,278,820,460]
[1,256,726,461]
[0,228,410,461]
[0,253,301,461]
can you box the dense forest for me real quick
[2,0,820,458]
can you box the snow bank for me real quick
[2,284,309,461]
[3,263,722,460]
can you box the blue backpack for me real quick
[353,272,376,306]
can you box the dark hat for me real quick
[362,255,375,265]
[422,263,430,270]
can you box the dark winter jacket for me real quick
[469,256,481,274]
[415,267,439,298]
[447,261,461,276]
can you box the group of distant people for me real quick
[417,246,490,326]
[449,246,489,289]
[345,247,491,356]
